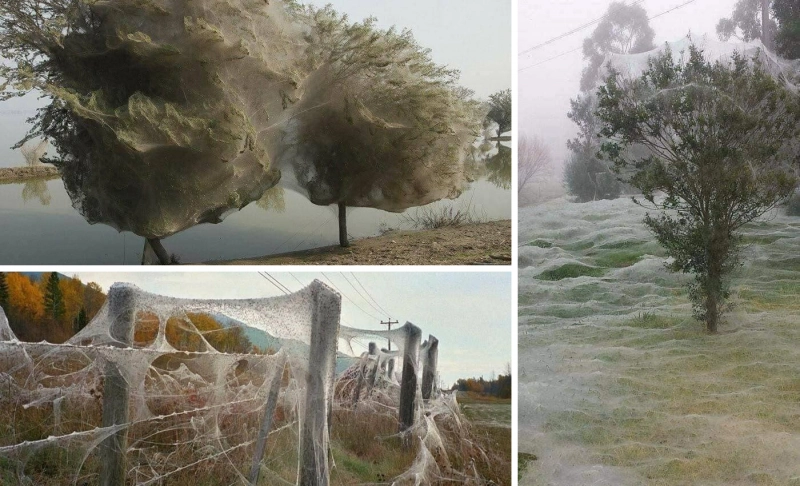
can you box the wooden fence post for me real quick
[398,322,421,448]
[352,342,377,407]
[248,351,287,485]
[299,281,341,486]
[99,284,136,486]
[421,335,439,401]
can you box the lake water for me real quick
[0,169,509,264]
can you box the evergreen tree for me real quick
[44,273,65,321]
[0,272,8,312]
[73,307,88,335]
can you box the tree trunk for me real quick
[338,202,349,248]
[146,238,172,265]
[762,0,772,51]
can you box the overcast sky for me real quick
[69,271,512,387]
[1,0,510,167]
[519,0,738,168]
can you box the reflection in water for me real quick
[0,177,508,264]
[21,179,51,205]
[256,185,286,213]
[485,143,511,190]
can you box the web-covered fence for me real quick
[0,280,475,485]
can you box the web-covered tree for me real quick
[580,1,656,91]
[0,0,305,262]
[564,2,653,202]
[597,45,800,332]
[486,89,512,137]
[564,94,621,202]
[283,6,483,247]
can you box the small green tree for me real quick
[563,148,621,203]
[486,89,512,137]
[597,45,800,332]
[44,273,65,322]
[564,94,622,202]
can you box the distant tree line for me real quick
[0,272,105,343]
[452,374,511,399]
[0,273,263,352]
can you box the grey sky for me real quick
[1,0,510,167]
[70,271,512,387]
[519,0,738,167]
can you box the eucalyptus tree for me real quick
[282,6,484,247]
[564,1,654,202]
[597,45,800,332]
[580,1,656,91]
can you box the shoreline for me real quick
[0,165,60,183]
[208,220,512,265]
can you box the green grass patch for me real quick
[562,240,595,252]
[527,239,553,248]
[536,263,605,281]
[594,250,644,268]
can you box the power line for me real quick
[339,272,387,318]
[258,272,291,295]
[519,0,699,73]
[350,273,393,318]
[320,272,382,321]
[519,0,646,57]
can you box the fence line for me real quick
[0,280,444,485]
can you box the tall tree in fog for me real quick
[580,2,656,91]
[564,94,621,202]
[773,0,800,59]
[564,2,653,202]
[717,0,775,50]
[518,135,551,196]
[717,0,800,58]
[597,45,800,333]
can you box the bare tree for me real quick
[518,135,552,194]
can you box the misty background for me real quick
[519,0,739,185]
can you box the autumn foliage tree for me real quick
[3,273,106,342]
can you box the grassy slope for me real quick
[518,197,800,485]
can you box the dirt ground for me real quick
[210,220,511,265]
[0,166,59,182]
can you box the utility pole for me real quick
[380,318,398,350]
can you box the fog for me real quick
[519,0,738,174]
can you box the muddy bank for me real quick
[209,220,512,265]
[0,166,60,182]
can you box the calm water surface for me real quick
[0,172,509,264]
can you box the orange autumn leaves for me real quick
[133,312,268,355]
[3,272,106,343]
